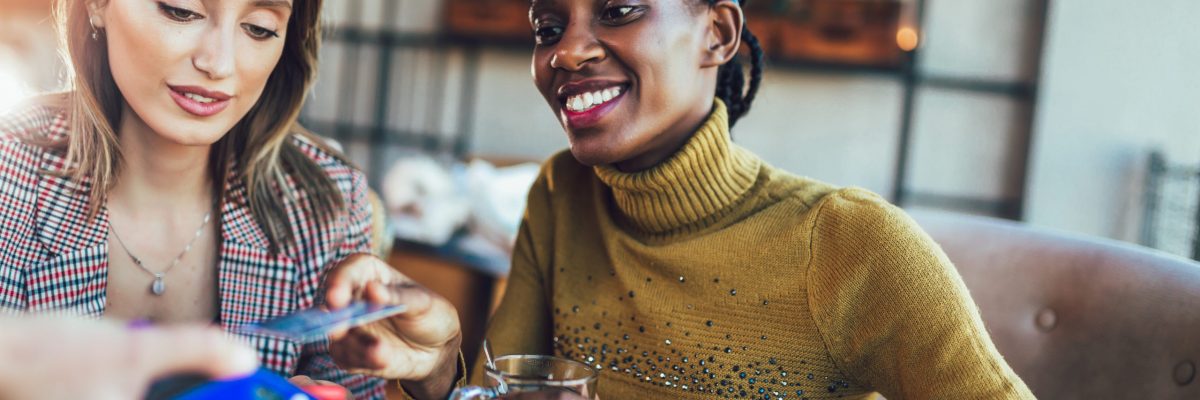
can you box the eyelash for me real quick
[532,5,645,45]
[600,5,641,23]
[242,24,280,39]
[158,2,202,22]
[534,26,564,45]
[156,2,280,40]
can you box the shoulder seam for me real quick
[802,188,865,387]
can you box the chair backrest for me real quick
[367,189,393,258]
[910,210,1200,399]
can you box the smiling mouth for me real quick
[181,92,219,104]
[564,85,624,113]
[168,85,232,117]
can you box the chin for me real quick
[569,141,630,167]
[568,150,606,167]
[564,134,604,166]
[154,120,233,147]
[567,124,648,167]
[176,132,228,146]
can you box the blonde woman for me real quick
[0,1,462,398]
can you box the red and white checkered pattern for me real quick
[0,104,386,399]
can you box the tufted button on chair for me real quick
[910,210,1200,399]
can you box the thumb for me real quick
[134,326,260,380]
[369,281,434,318]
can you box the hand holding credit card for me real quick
[238,301,408,344]
[321,254,461,394]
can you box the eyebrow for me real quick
[529,0,554,15]
[252,0,292,10]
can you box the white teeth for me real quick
[183,92,215,104]
[565,86,624,112]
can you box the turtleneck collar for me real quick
[594,100,761,234]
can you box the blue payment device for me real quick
[145,368,313,400]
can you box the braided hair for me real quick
[706,0,764,127]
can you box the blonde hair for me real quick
[54,0,343,253]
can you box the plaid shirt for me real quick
[0,104,386,399]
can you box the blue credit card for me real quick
[146,368,312,400]
[237,302,408,344]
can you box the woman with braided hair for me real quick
[464,0,1038,398]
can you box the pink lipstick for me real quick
[168,85,232,117]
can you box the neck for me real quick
[614,95,717,173]
[110,103,214,212]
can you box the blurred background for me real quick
[2,0,1198,370]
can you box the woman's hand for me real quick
[0,317,258,400]
[289,375,350,399]
[324,253,462,399]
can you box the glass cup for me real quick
[448,355,599,400]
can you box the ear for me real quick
[87,0,109,28]
[700,0,743,68]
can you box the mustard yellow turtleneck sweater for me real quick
[478,101,1034,399]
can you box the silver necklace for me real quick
[109,211,212,296]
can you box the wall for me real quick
[1025,0,1200,242]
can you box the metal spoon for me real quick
[483,338,497,370]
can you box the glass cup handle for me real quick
[448,386,501,400]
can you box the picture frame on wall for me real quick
[747,0,908,69]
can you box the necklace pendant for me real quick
[151,274,165,296]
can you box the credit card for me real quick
[237,302,408,344]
